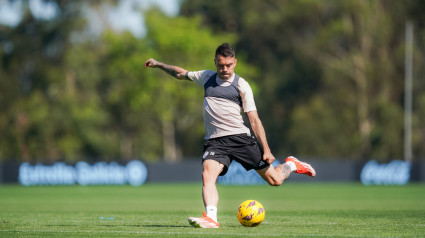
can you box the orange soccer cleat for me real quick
[285,156,316,177]
[188,211,220,228]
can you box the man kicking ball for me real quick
[144,43,316,228]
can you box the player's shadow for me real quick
[98,224,188,228]
[139,224,188,228]
[46,224,78,227]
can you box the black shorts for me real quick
[202,133,270,176]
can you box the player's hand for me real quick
[144,58,159,68]
[263,151,275,165]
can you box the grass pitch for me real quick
[0,183,424,237]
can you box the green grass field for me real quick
[0,183,424,237]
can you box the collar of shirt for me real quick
[215,73,235,87]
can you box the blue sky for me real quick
[103,0,181,37]
[0,0,181,37]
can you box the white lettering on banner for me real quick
[19,162,76,186]
[125,160,148,186]
[360,160,411,186]
[18,160,148,186]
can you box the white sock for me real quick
[286,161,297,172]
[205,205,218,222]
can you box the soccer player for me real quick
[144,43,316,228]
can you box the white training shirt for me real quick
[187,70,257,139]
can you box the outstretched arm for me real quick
[247,110,275,165]
[144,58,189,80]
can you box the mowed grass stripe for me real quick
[1,229,391,237]
[0,183,424,237]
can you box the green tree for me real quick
[181,0,425,161]
[288,1,425,160]
[62,9,243,162]
[0,2,244,162]
[0,1,87,162]
[124,10,243,161]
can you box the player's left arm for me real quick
[247,111,275,165]
[240,77,275,164]
[144,58,189,80]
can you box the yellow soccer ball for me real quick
[237,200,265,227]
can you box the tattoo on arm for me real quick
[276,163,292,180]
[159,63,187,79]
[161,64,178,77]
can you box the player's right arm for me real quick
[144,58,190,80]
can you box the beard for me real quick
[219,73,231,80]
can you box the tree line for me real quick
[0,0,424,163]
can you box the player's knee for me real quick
[202,170,210,182]
[202,170,216,185]
[268,181,280,187]
[267,178,284,186]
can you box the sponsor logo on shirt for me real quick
[203,151,215,158]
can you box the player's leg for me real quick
[256,156,316,186]
[256,163,290,186]
[229,134,293,186]
[188,159,223,228]
[285,156,316,177]
[202,159,224,220]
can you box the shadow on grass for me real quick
[46,224,78,227]
[138,224,189,228]
[95,224,189,228]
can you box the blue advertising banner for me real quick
[18,160,148,186]
[360,160,411,186]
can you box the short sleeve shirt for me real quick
[187,70,257,139]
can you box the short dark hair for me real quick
[215,43,235,58]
